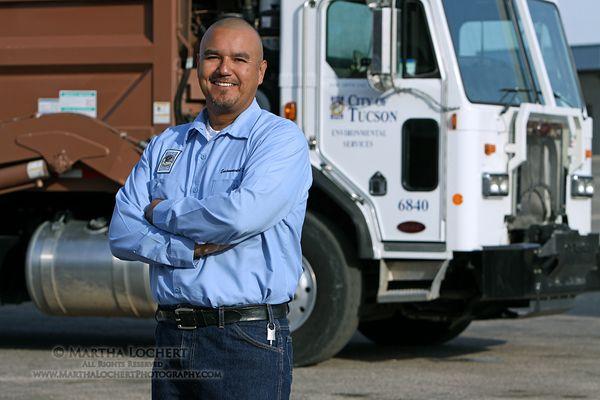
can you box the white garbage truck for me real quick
[279,0,599,365]
[1,0,598,367]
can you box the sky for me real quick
[556,0,600,45]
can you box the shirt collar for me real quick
[185,99,262,142]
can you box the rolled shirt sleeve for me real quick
[151,121,312,245]
[108,137,199,269]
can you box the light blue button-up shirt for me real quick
[108,100,312,307]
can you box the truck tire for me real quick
[358,314,471,346]
[290,212,362,366]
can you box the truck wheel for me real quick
[289,212,362,366]
[358,314,471,346]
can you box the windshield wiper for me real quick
[553,91,575,108]
[499,87,537,115]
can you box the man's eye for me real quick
[235,58,248,63]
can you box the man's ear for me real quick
[196,50,206,77]
[258,60,268,85]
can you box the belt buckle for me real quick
[174,307,197,330]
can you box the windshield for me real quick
[527,0,583,108]
[443,0,539,106]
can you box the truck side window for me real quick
[399,0,439,78]
[326,1,372,78]
[402,119,439,191]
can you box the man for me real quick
[108,17,312,399]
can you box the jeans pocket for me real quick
[230,321,283,354]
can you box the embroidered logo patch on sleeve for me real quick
[157,149,182,174]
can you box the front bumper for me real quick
[461,229,599,301]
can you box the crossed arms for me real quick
[108,123,311,269]
[143,198,229,259]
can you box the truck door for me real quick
[315,0,445,243]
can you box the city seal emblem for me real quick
[157,149,182,174]
[330,96,345,120]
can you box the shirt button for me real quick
[192,186,198,193]
[174,287,181,293]
[200,154,207,160]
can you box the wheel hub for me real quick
[288,256,317,332]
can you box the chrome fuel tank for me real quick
[26,219,156,317]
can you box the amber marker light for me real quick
[452,194,463,205]
[450,113,457,130]
[284,101,297,121]
[586,149,592,159]
[484,143,496,155]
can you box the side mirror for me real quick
[367,1,399,92]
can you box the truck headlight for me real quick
[571,175,594,198]
[482,173,509,197]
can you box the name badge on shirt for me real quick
[157,149,181,174]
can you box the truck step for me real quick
[377,260,450,304]
[377,288,431,303]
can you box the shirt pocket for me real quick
[209,176,241,195]
[148,176,184,199]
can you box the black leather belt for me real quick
[155,303,289,330]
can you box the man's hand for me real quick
[144,198,164,224]
[194,243,232,259]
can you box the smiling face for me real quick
[198,19,267,121]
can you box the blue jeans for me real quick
[151,316,293,399]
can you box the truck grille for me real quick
[514,120,567,227]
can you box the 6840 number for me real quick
[398,199,429,211]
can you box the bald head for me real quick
[201,17,263,61]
